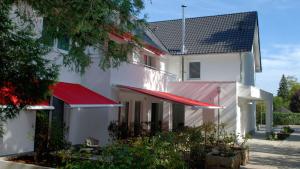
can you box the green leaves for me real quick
[22,0,145,73]
[0,1,58,130]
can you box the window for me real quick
[144,55,156,68]
[41,18,70,51]
[57,36,70,51]
[189,62,201,79]
[120,102,129,124]
[41,18,54,47]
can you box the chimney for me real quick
[181,4,187,54]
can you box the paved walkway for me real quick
[0,160,53,169]
[242,126,300,169]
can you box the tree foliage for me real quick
[0,1,58,133]
[286,76,298,90]
[290,90,300,113]
[20,0,146,73]
[273,96,289,112]
[1,0,146,135]
[277,74,289,101]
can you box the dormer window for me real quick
[189,62,201,79]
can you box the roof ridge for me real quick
[149,11,257,23]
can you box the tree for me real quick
[277,74,289,101]
[286,76,300,98]
[290,90,300,113]
[20,0,145,73]
[290,84,300,97]
[0,1,58,134]
[286,75,298,90]
[1,0,146,135]
[273,96,287,112]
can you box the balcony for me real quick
[110,61,178,91]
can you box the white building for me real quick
[0,11,273,156]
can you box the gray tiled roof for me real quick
[149,11,258,55]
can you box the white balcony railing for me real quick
[110,61,178,91]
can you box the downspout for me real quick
[181,4,187,81]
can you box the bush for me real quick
[60,123,243,169]
[257,112,300,125]
[63,133,187,169]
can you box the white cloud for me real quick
[256,44,300,94]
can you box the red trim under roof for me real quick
[109,32,165,56]
[52,82,119,107]
[118,85,222,109]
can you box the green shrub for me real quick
[257,112,300,125]
[62,133,187,169]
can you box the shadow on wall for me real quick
[168,82,237,132]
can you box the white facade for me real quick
[1,8,273,156]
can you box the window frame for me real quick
[188,61,201,80]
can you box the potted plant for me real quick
[205,147,241,169]
[205,124,241,169]
[232,134,250,166]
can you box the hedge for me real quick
[256,112,300,125]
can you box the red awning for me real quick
[52,82,121,108]
[0,84,54,110]
[26,100,54,110]
[118,85,223,109]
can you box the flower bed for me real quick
[16,122,250,169]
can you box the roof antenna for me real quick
[181,2,187,54]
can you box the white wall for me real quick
[237,98,256,136]
[167,56,182,81]
[168,81,238,132]
[65,106,116,146]
[166,53,241,82]
[0,110,36,156]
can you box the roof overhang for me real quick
[253,20,262,72]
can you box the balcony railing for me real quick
[130,60,178,81]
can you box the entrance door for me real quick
[34,110,49,156]
[50,97,65,149]
[172,103,185,131]
[134,101,142,136]
[151,103,163,134]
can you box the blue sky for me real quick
[141,0,300,95]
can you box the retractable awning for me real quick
[52,82,121,108]
[26,100,54,110]
[0,86,54,110]
[118,85,223,109]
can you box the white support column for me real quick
[162,101,172,131]
[265,99,273,134]
[261,90,273,135]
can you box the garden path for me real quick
[242,126,300,169]
[0,158,54,169]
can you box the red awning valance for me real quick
[52,82,121,108]
[118,85,223,109]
